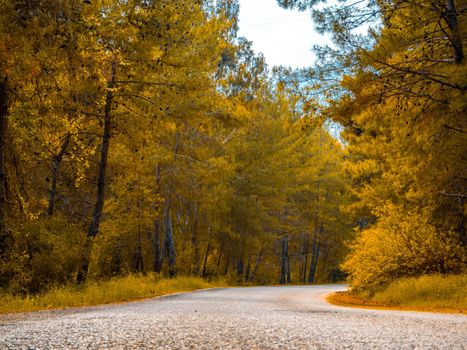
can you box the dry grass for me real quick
[327,274,467,314]
[0,274,228,314]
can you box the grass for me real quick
[327,274,467,314]
[0,274,229,314]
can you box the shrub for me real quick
[372,274,467,309]
[0,216,83,294]
[342,206,466,290]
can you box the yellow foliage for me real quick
[343,206,466,290]
[0,275,228,314]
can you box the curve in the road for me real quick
[1,285,466,349]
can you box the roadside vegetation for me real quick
[0,275,228,314]
[279,0,466,310]
[0,0,351,302]
[0,0,465,315]
[328,274,467,313]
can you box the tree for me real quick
[0,0,354,293]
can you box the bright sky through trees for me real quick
[238,0,330,68]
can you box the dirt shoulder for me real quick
[327,291,466,314]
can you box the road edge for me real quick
[0,286,232,316]
[326,291,466,315]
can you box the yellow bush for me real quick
[372,274,467,309]
[342,206,466,290]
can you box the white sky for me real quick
[238,0,331,68]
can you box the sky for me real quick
[238,0,330,68]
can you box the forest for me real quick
[0,0,465,300]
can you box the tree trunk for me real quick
[457,199,466,246]
[308,242,320,283]
[250,247,264,282]
[161,132,181,278]
[446,0,464,64]
[216,239,224,272]
[87,61,116,238]
[47,132,71,217]
[308,224,323,283]
[134,245,144,273]
[244,254,251,282]
[308,182,322,284]
[307,227,318,283]
[164,202,176,277]
[236,257,244,278]
[77,62,116,284]
[153,164,163,273]
[134,216,144,273]
[286,240,292,284]
[190,203,200,275]
[76,237,93,285]
[308,240,318,283]
[302,234,309,283]
[223,253,230,275]
[202,240,211,277]
[279,237,289,284]
[153,218,163,272]
[0,77,8,243]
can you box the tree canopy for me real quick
[0,0,464,295]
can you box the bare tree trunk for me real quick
[302,234,309,283]
[134,244,144,272]
[279,237,289,284]
[216,239,224,272]
[77,62,116,284]
[299,233,304,282]
[153,164,163,272]
[458,199,466,246]
[47,132,71,217]
[161,133,181,278]
[446,0,464,64]
[236,257,244,279]
[308,182,323,284]
[286,240,292,284]
[308,242,320,283]
[223,252,230,275]
[153,218,163,272]
[164,202,176,277]
[308,224,323,283]
[308,234,318,283]
[244,254,251,282]
[202,240,211,277]
[250,247,264,282]
[87,61,116,238]
[135,202,144,273]
[0,77,8,243]
[190,203,200,275]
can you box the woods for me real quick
[0,0,465,300]
[0,0,352,295]
[278,0,466,290]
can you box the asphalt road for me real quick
[0,285,466,349]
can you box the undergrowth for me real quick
[0,274,228,314]
[329,274,466,313]
[370,274,466,309]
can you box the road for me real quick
[0,285,466,349]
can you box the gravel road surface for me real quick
[0,285,466,349]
